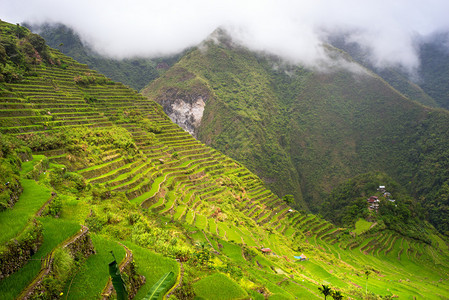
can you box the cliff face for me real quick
[156,88,206,137]
[141,66,211,138]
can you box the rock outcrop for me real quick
[156,88,207,137]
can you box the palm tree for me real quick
[331,290,344,300]
[318,284,332,300]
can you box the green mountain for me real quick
[143,33,449,236]
[1,21,449,299]
[329,32,449,109]
[328,35,438,108]
[24,22,182,91]
[417,32,449,109]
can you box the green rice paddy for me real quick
[0,179,51,244]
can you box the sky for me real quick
[2,0,449,71]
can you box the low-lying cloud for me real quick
[3,0,449,71]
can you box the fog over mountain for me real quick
[3,0,449,71]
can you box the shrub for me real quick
[192,243,211,267]
[242,246,258,262]
[83,95,101,104]
[63,172,86,192]
[39,248,74,298]
[172,282,196,299]
[131,219,192,260]
[0,44,6,65]
[21,131,67,152]
[141,118,162,133]
[92,185,112,200]
[282,194,294,204]
[52,247,74,281]
[85,213,104,233]
[43,196,62,217]
[0,135,23,210]
[126,212,140,225]
[49,165,65,187]
[74,73,109,86]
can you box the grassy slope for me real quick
[62,234,127,299]
[353,218,372,235]
[0,217,81,299]
[0,177,50,244]
[193,272,247,300]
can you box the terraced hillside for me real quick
[143,35,449,237]
[1,21,449,299]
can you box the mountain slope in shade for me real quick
[329,33,449,109]
[418,32,449,109]
[143,37,449,235]
[25,22,182,91]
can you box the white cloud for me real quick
[2,0,449,70]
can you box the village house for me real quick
[368,186,398,211]
[367,195,380,211]
[261,248,272,255]
[294,254,308,261]
[378,185,386,193]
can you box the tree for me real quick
[0,44,6,66]
[331,290,344,300]
[318,284,332,300]
[282,194,294,204]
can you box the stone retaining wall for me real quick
[22,226,95,299]
[0,219,43,280]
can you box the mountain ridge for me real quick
[24,22,183,91]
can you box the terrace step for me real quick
[78,157,127,179]
[88,159,143,184]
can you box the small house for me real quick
[367,196,379,203]
[368,196,380,211]
[294,254,308,261]
[261,248,272,254]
